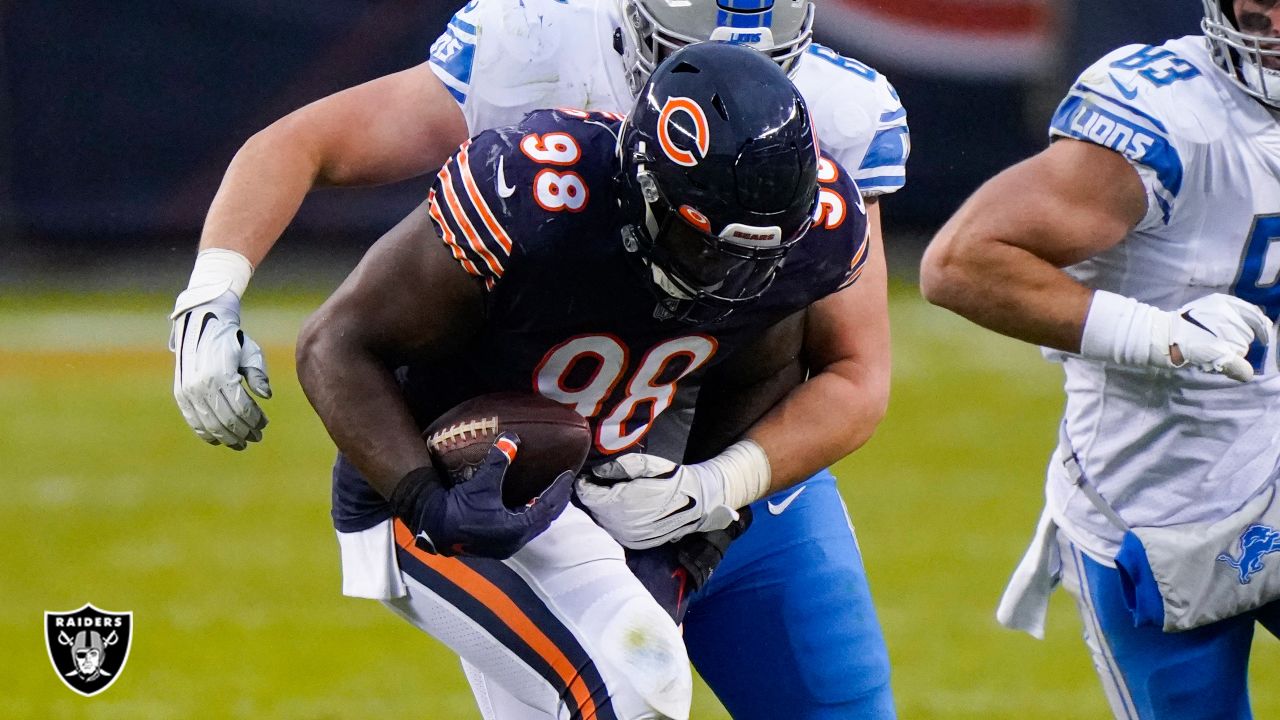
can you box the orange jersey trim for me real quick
[458,143,515,253]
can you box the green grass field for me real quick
[3,283,1278,719]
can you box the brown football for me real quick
[423,392,591,508]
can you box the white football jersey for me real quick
[1045,36,1280,561]
[426,0,908,196]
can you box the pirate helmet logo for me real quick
[45,603,133,696]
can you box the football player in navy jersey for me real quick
[177,1,900,716]
[297,43,872,720]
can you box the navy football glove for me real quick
[390,432,573,559]
[624,507,753,623]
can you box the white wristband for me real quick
[705,439,772,511]
[186,248,255,299]
[1080,290,1173,368]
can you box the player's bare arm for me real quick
[686,200,890,478]
[683,309,806,464]
[171,64,467,451]
[922,138,1270,381]
[203,64,467,265]
[743,198,890,491]
[920,139,1145,352]
[297,204,571,558]
[296,204,479,494]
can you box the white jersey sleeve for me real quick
[428,0,630,134]
[1048,43,1213,230]
[1039,37,1280,561]
[792,43,909,198]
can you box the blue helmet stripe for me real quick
[717,0,773,10]
[716,9,771,27]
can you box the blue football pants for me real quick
[683,470,896,719]
[1060,537,1280,720]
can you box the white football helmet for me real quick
[618,0,814,94]
[1203,0,1280,106]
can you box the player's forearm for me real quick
[745,356,888,493]
[198,128,323,266]
[922,141,1146,351]
[295,315,432,498]
[921,229,1094,353]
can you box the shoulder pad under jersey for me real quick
[1049,40,1221,224]
[793,43,909,197]
[803,153,871,293]
[427,108,625,290]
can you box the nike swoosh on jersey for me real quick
[766,485,806,515]
[1108,73,1139,101]
[496,155,516,198]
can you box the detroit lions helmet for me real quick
[618,0,814,94]
[617,42,819,323]
[1203,0,1280,106]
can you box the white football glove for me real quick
[576,440,770,549]
[169,250,271,450]
[1082,291,1271,383]
[1165,294,1271,381]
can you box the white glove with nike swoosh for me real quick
[576,440,771,549]
[1082,291,1271,382]
[170,249,272,450]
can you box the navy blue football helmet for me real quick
[617,42,820,323]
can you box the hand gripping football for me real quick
[424,392,591,508]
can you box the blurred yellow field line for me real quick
[0,307,310,353]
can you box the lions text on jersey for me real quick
[1046,36,1280,562]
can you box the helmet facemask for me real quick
[1203,0,1280,106]
[618,0,815,95]
[620,155,812,323]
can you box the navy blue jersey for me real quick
[333,109,869,531]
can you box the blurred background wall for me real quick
[1,0,1202,282]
